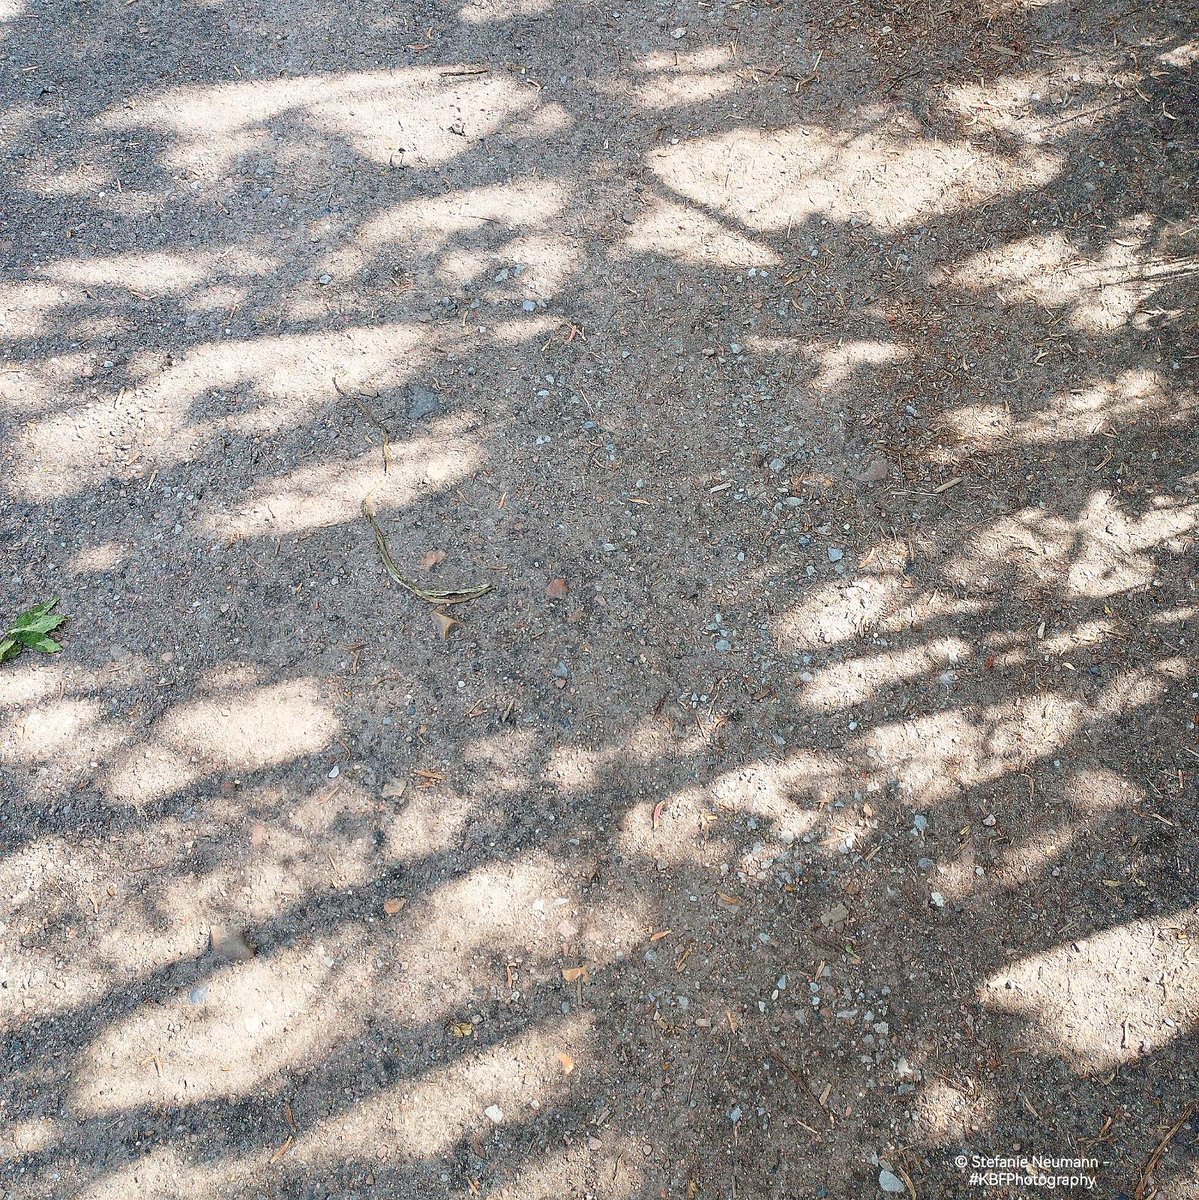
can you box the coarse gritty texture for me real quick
[1,0,1197,1196]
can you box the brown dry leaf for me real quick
[545,577,569,599]
[717,892,743,907]
[556,1052,575,1075]
[562,965,590,984]
[420,549,447,570]
[650,929,672,942]
[383,897,407,916]
[448,1020,475,1037]
[432,609,461,640]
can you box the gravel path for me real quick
[2,0,1197,1196]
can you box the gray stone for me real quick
[408,387,440,421]
[879,1168,906,1193]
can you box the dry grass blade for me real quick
[362,500,491,606]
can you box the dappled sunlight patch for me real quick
[648,123,1059,233]
[104,742,202,804]
[0,280,86,344]
[504,101,573,139]
[47,248,274,295]
[496,233,580,295]
[861,711,992,802]
[461,728,538,798]
[941,220,1171,331]
[4,697,105,761]
[0,690,132,786]
[68,539,128,574]
[992,824,1076,891]
[9,322,432,500]
[381,786,475,865]
[482,314,561,345]
[358,179,568,252]
[917,1074,997,1145]
[942,402,1013,450]
[74,944,360,1113]
[1064,765,1140,815]
[458,0,558,22]
[74,1147,238,1200]
[488,1144,646,1200]
[620,197,779,268]
[201,436,483,540]
[544,720,691,798]
[104,70,540,175]
[945,67,1117,141]
[138,322,427,402]
[801,637,970,710]
[602,744,871,866]
[806,339,912,394]
[984,691,1082,770]
[631,47,738,109]
[1160,38,1199,67]
[5,1117,57,1155]
[774,573,902,648]
[149,678,337,772]
[398,855,646,1017]
[949,486,1195,599]
[290,1014,595,1170]
[981,914,1199,1071]
[1093,658,1188,721]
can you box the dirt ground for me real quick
[1,0,1198,1195]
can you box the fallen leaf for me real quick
[432,609,461,640]
[384,896,408,915]
[448,1020,475,1037]
[556,1052,575,1075]
[562,965,590,984]
[545,577,569,599]
[652,799,666,829]
[717,892,743,907]
[650,929,672,942]
[420,549,447,570]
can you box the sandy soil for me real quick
[1,0,1197,1196]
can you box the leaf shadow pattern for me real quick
[1,0,1197,1195]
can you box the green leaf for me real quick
[13,612,64,636]
[1,600,67,662]
[12,600,63,635]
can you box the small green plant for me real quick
[0,599,67,663]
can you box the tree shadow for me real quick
[1,0,1197,1196]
